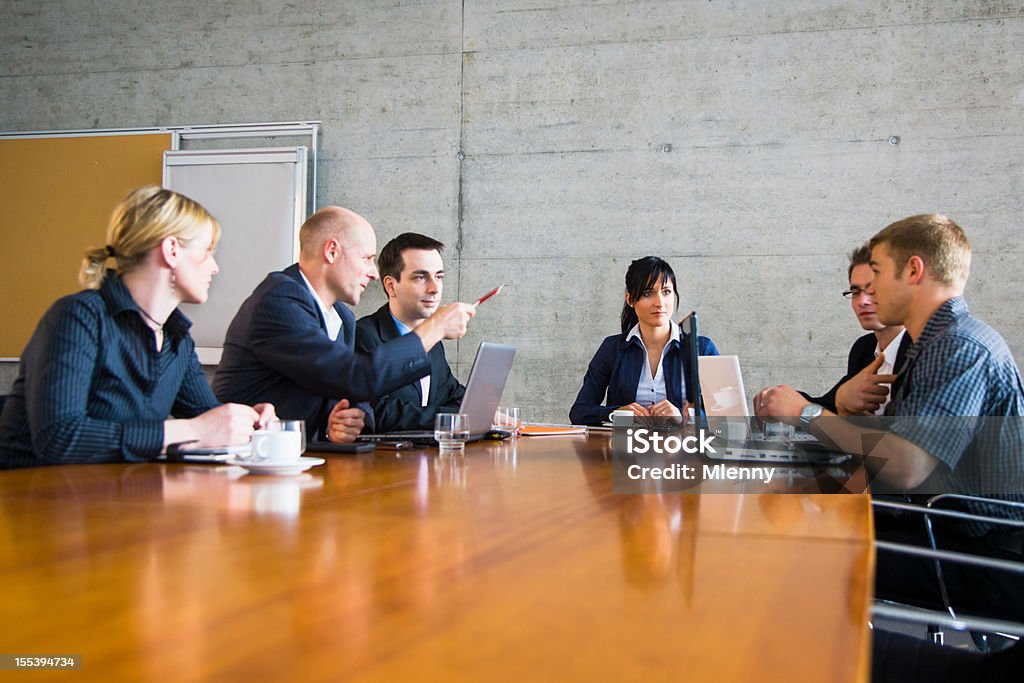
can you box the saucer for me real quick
[227,456,325,476]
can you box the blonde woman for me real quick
[0,186,274,468]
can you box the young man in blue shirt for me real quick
[354,233,466,432]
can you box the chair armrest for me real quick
[928,493,1024,513]
[872,499,1024,530]
[876,540,1024,574]
[872,601,1024,637]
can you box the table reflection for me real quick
[0,436,873,682]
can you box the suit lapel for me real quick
[894,333,912,374]
[337,304,355,348]
[376,304,425,404]
[375,304,401,343]
[283,263,335,335]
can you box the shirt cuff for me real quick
[122,420,166,461]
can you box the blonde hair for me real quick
[80,186,220,289]
[869,214,971,287]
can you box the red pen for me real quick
[474,284,505,306]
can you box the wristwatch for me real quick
[799,403,823,429]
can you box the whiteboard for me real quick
[164,147,307,364]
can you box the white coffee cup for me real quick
[609,409,635,427]
[250,430,302,463]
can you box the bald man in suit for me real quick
[214,207,475,442]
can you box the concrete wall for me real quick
[2,1,1022,422]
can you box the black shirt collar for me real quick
[100,272,192,341]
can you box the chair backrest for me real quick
[872,496,1024,641]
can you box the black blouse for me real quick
[0,275,218,468]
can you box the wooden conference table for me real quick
[0,434,874,682]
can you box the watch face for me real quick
[801,404,822,426]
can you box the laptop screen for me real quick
[458,341,516,436]
[698,355,750,418]
[357,341,516,443]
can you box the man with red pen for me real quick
[354,233,473,432]
[214,207,477,443]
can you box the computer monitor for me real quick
[678,311,702,429]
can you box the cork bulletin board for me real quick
[0,132,173,358]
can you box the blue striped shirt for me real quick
[0,275,218,468]
[887,297,1024,498]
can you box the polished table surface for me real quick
[0,434,874,682]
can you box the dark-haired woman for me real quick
[569,256,718,426]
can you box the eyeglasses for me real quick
[842,287,870,299]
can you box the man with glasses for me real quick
[801,243,911,414]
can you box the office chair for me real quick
[871,496,1024,650]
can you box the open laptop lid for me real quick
[678,311,702,429]
[360,341,516,442]
[458,341,516,436]
[698,355,750,418]
[692,355,839,464]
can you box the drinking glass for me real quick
[435,413,470,454]
[492,406,521,436]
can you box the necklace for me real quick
[138,307,165,332]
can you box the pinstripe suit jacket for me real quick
[213,264,431,438]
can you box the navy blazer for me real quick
[213,264,431,438]
[355,304,466,431]
[570,331,719,426]
[803,331,912,413]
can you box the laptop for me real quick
[699,355,749,418]
[682,316,845,465]
[358,341,516,446]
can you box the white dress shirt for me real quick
[626,320,684,407]
[299,271,343,342]
[391,313,430,407]
[874,329,907,415]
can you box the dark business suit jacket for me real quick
[213,264,431,438]
[804,331,912,413]
[569,331,719,426]
[355,304,466,431]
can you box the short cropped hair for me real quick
[869,214,971,287]
[847,243,872,280]
[298,208,344,259]
[377,233,445,292]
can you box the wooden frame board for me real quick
[0,133,173,358]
